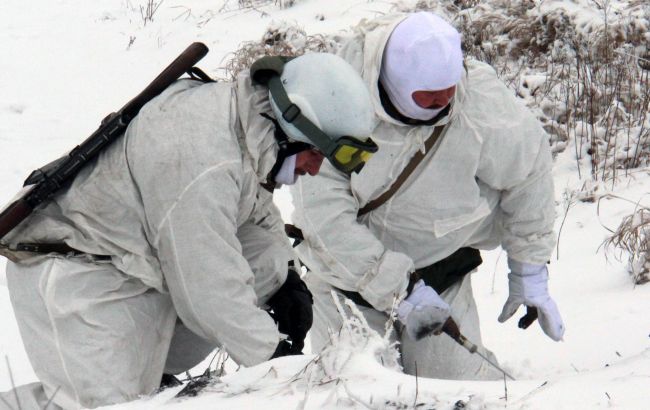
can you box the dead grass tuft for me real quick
[220,21,336,81]
[604,205,650,285]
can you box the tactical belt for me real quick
[337,247,482,309]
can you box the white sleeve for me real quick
[496,135,557,264]
[156,164,280,367]
[238,189,293,305]
[291,164,413,312]
[471,63,557,265]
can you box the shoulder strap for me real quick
[187,66,214,83]
[358,125,445,217]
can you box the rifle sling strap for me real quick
[14,242,78,254]
[13,242,110,258]
[187,66,215,83]
[357,124,445,217]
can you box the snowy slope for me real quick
[1,1,650,409]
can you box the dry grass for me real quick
[220,21,336,81]
[140,0,164,26]
[603,204,650,285]
[454,0,649,187]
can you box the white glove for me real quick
[397,280,451,340]
[498,260,565,341]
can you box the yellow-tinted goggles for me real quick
[258,70,378,175]
[330,137,378,174]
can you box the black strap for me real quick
[358,124,445,216]
[266,76,338,157]
[284,224,305,248]
[15,242,81,254]
[408,247,482,294]
[15,242,111,260]
[187,66,214,83]
[260,113,312,155]
[259,113,312,191]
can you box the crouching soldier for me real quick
[291,12,565,381]
[0,52,377,409]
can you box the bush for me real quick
[221,20,336,81]
[447,0,650,187]
[604,205,650,285]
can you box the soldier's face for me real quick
[295,149,325,177]
[412,85,456,109]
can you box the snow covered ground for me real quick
[1,1,649,409]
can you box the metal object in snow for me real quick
[441,317,516,381]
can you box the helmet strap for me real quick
[250,56,338,157]
[260,113,313,184]
[266,76,338,157]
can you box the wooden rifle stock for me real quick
[121,42,209,120]
[0,188,35,239]
[0,43,209,241]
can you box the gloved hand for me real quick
[397,279,451,340]
[270,340,294,359]
[267,266,313,354]
[498,260,565,341]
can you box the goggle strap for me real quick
[267,76,338,156]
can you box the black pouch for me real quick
[410,247,482,294]
[338,247,482,309]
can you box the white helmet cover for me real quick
[269,53,377,146]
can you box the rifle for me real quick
[0,42,209,241]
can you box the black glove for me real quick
[267,266,313,354]
[270,340,294,359]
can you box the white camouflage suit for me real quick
[0,72,293,409]
[291,14,556,380]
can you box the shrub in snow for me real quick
[139,0,163,26]
[235,0,297,9]
[316,292,402,377]
[222,20,336,80]
[605,206,650,285]
[292,293,407,408]
[447,0,650,186]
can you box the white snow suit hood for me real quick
[291,13,557,313]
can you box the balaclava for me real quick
[379,12,463,121]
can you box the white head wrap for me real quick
[274,154,298,185]
[379,12,463,120]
